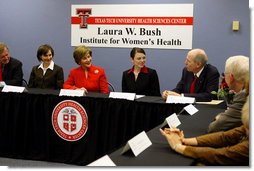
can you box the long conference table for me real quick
[109,104,225,166]
[0,88,194,166]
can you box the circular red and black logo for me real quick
[52,100,88,141]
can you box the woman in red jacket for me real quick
[63,45,109,94]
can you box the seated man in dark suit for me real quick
[162,48,219,101]
[0,42,23,86]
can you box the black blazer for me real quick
[3,57,23,86]
[28,64,64,89]
[122,67,161,96]
[172,64,219,101]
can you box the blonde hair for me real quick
[245,76,249,96]
[73,45,92,65]
[0,42,8,55]
[241,95,249,129]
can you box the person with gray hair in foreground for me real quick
[160,95,249,166]
[208,55,249,133]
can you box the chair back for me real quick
[22,79,28,87]
[107,82,115,92]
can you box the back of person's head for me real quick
[130,47,146,59]
[190,49,208,66]
[73,45,92,65]
[0,42,8,55]
[244,76,249,97]
[37,44,54,61]
[241,95,249,130]
[225,55,249,83]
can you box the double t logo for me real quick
[76,8,92,28]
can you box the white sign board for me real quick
[2,85,26,93]
[87,155,116,166]
[121,131,152,156]
[109,92,136,101]
[71,4,193,49]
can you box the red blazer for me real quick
[63,65,109,93]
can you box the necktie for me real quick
[0,64,2,81]
[190,75,198,93]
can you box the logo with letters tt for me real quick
[52,100,88,141]
[76,8,92,28]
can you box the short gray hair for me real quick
[190,49,208,66]
[225,55,249,82]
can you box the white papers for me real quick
[196,100,224,105]
[0,81,6,87]
[184,104,199,115]
[1,85,26,93]
[59,89,85,97]
[135,95,145,99]
[109,92,136,101]
[121,131,152,157]
[87,155,116,166]
[167,113,181,128]
[166,95,195,104]
[161,113,181,128]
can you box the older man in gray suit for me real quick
[208,55,249,133]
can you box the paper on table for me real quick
[196,100,224,105]
[184,104,199,115]
[166,95,195,104]
[109,92,136,101]
[59,89,85,97]
[121,131,152,156]
[2,85,26,93]
[135,95,145,99]
[166,113,181,128]
[87,155,116,166]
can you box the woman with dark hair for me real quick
[28,44,64,89]
[122,47,160,96]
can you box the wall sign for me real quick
[71,4,193,49]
